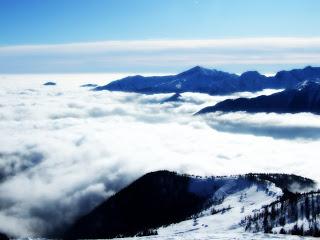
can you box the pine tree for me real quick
[305,196,310,220]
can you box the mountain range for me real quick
[94,66,320,95]
[196,80,320,115]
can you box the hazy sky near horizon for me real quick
[1,0,320,73]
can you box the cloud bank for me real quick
[1,37,320,73]
[202,112,320,140]
[0,75,320,237]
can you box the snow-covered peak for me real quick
[240,70,265,79]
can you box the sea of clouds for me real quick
[0,74,320,237]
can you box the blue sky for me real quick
[0,0,320,73]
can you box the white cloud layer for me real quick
[1,37,320,73]
[0,75,320,237]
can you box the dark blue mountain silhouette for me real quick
[94,66,320,95]
[161,93,183,103]
[80,83,98,88]
[274,66,320,88]
[43,81,56,86]
[196,80,320,115]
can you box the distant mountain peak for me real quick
[303,65,319,71]
[189,65,208,72]
[177,66,228,77]
[240,70,263,77]
[125,74,144,79]
[162,93,183,103]
[178,66,213,76]
[43,81,56,86]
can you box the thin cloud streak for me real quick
[1,38,320,73]
[2,37,320,53]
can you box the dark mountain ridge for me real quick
[196,80,320,115]
[94,66,320,95]
[65,171,208,239]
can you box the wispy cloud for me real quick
[1,37,320,73]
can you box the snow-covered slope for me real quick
[157,184,281,237]
[65,171,317,239]
[116,184,316,239]
[116,188,318,240]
